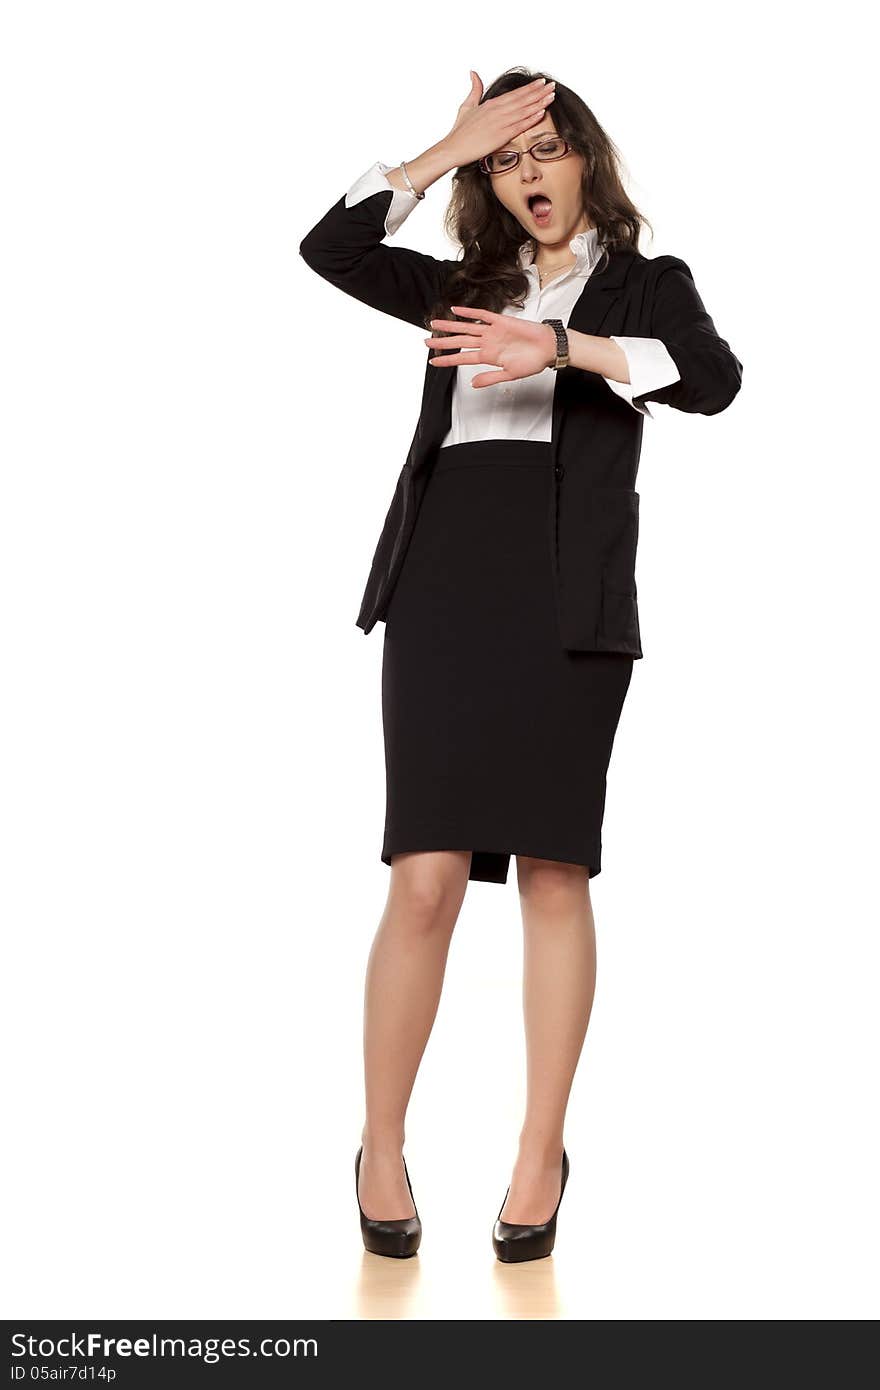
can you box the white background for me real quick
[2,0,877,1320]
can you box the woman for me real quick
[299,68,742,1263]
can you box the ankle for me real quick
[361,1125,406,1156]
[515,1134,565,1168]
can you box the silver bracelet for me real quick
[400,160,425,200]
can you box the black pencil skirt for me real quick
[380,438,634,885]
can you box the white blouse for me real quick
[344,161,682,440]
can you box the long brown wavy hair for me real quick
[425,67,653,331]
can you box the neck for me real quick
[537,248,574,273]
[534,219,594,276]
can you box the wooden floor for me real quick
[340,1238,576,1320]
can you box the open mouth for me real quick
[527,193,553,225]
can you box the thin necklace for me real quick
[537,259,575,285]
[535,228,595,285]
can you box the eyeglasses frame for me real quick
[478,136,572,176]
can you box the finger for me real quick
[450,305,502,323]
[424,334,485,349]
[428,351,488,368]
[490,91,554,135]
[522,92,555,120]
[500,94,555,135]
[504,81,556,116]
[498,77,554,108]
[470,371,514,388]
[520,89,556,116]
[428,316,486,333]
[511,100,555,135]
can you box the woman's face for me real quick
[487,108,590,247]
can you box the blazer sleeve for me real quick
[298,177,459,331]
[605,336,681,419]
[629,256,743,416]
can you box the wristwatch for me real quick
[541,318,570,370]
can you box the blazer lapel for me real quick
[568,244,635,334]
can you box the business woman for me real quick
[300,67,742,1262]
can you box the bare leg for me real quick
[500,855,596,1223]
[358,849,471,1219]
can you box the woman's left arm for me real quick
[568,256,743,416]
[565,335,680,419]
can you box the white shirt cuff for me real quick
[604,336,681,419]
[344,160,421,237]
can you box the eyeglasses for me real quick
[479,135,571,175]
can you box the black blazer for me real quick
[299,185,743,657]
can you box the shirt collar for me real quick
[518,225,603,276]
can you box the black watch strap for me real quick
[541,318,570,370]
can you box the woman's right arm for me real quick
[298,142,459,330]
[298,74,557,330]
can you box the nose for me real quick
[520,151,545,180]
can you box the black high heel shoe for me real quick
[492,1149,570,1263]
[355,1145,422,1258]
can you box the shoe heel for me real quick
[492,1149,569,1263]
[355,1145,422,1259]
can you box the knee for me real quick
[388,853,468,931]
[516,855,589,910]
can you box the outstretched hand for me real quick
[425,306,557,388]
